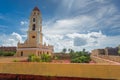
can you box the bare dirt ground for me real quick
[0,57,28,62]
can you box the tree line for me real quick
[0,50,16,56]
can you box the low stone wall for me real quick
[91,56,120,64]
[0,63,119,80]
[98,55,120,62]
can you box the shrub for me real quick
[0,51,15,56]
[13,59,19,62]
[28,54,41,62]
[70,50,91,63]
[28,54,52,62]
[41,54,52,62]
[3,52,15,56]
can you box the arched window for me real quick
[32,24,35,31]
[21,51,23,56]
[33,18,35,22]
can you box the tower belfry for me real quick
[15,7,53,57]
[28,7,43,46]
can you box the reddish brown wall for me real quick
[0,46,16,52]
[0,74,114,80]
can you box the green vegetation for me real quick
[13,59,19,62]
[28,54,52,62]
[69,49,91,63]
[54,56,59,60]
[118,45,120,55]
[53,55,62,60]
[0,50,16,56]
[28,49,91,63]
[28,54,41,62]
[62,48,67,53]
[118,50,120,55]
[41,54,52,62]
[68,48,74,53]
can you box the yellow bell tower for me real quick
[27,7,43,47]
[15,7,53,57]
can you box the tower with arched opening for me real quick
[15,7,53,57]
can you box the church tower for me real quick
[15,7,53,57]
[27,7,43,47]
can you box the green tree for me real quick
[68,49,74,53]
[71,56,89,63]
[118,50,120,56]
[28,54,41,62]
[54,56,58,60]
[70,49,91,63]
[83,48,86,52]
[41,54,52,62]
[62,48,67,53]
[69,51,76,59]
[0,50,3,56]
[3,52,15,56]
[0,50,16,56]
[118,45,120,55]
[28,54,52,62]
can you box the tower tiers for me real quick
[15,7,53,57]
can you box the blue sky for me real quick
[0,0,120,52]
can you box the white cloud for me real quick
[96,0,110,3]
[55,0,96,17]
[0,32,24,46]
[6,0,119,52]
[1,31,119,52]
[41,0,120,52]
[43,0,120,36]
[74,37,87,46]
[12,32,23,42]
[20,20,29,33]
[20,21,28,26]
[43,31,120,52]
[43,15,96,35]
